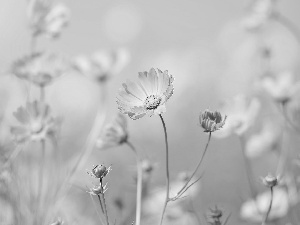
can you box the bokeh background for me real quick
[1,0,300,224]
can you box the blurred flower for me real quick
[260,71,300,103]
[87,184,107,195]
[240,188,289,222]
[11,101,60,143]
[245,120,280,158]
[242,0,277,30]
[215,95,261,137]
[27,0,70,39]
[11,52,68,87]
[96,113,128,150]
[73,49,130,83]
[87,164,112,179]
[199,110,226,133]
[117,68,174,120]
[261,174,279,188]
[206,206,223,225]
[50,218,64,225]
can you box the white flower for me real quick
[215,95,261,137]
[240,188,289,222]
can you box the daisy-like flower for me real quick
[240,188,289,223]
[117,68,174,120]
[242,0,277,30]
[215,95,261,138]
[87,164,112,179]
[96,113,128,150]
[11,52,68,87]
[199,110,227,132]
[73,49,130,83]
[261,174,280,188]
[260,71,300,104]
[27,0,70,39]
[11,101,60,143]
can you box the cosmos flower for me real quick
[261,174,279,188]
[96,113,128,150]
[240,188,289,223]
[242,0,277,30]
[117,68,174,120]
[260,71,300,103]
[73,49,130,83]
[215,95,261,137]
[11,101,60,143]
[245,120,280,158]
[11,52,68,87]
[199,110,227,133]
[27,0,70,39]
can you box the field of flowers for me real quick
[1,0,300,225]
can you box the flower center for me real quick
[144,95,161,110]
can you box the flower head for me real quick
[215,95,261,137]
[73,49,130,83]
[11,101,60,143]
[96,113,128,150]
[27,0,70,39]
[11,52,68,87]
[117,68,174,120]
[199,110,227,132]
[261,174,279,188]
[87,164,112,179]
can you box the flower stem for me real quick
[172,132,211,200]
[100,178,110,225]
[262,187,274,225]
[158,114,170,225]
[126,141,142,225]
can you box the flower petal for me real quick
[122,80,146,101]
[148,68,158,95]
[138,71,152,96]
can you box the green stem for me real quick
[262,187,274,225]
[173,132,211,200]
[100,178,109,225]
[126,141,142,225]
[158,114,170,225]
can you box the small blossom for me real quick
[240,188,289,222]
[206,206,223,225]
[11,52,68,87]
[73,49,130,83]
[96,113,128,150]
[87,164,112,179]
[261,174,279,188]
[27,0,70,39]
[117,68,174,120]
[242,0,277,30]
[11,101,60,143]
[199,110,227,132]
[87,183,107,195]
[215,95,261,137]
[260,71,300,104]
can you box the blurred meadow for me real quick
[1,0,300,225]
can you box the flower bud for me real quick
[199,109,227,132]
[262,174,279,188]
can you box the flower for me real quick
[245,120,280,158]
[240,188,289,222]
[215,95,261,137]
[27,0,70,38]
[242,0,277,30]
[96,113,128,150]
[11,101,60,143]
[86,184,107,195]
[87,164,112,179]
[260,71,300,103]
[199,110,227,132]
[11,52,68,87]
[73,49,130,83]
[261,174,279,188]
[117,68,174,120]
[206,206,223,225]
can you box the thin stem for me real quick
[262,187,274,225]
[89,194,105,225]
[100,178,109,225]
[40,86,45,103]
[158,114,170,225]
[98,194,104,214]
[126,141,142,225]
[172,132,211,200]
